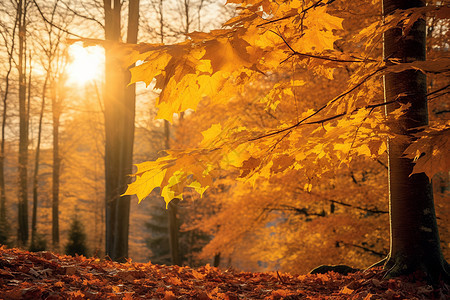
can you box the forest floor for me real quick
[0,246,448,299]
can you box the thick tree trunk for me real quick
[17,0,29,246]
[104,0,139,262]
[383,0,449,283]
[112,0,139,261]
[104,0,122,260]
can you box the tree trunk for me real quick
[164,120,181,266]
[168,200,181,265]
[31,68,48,247]
[0,5,17,245]
[156,7,181,265]
[213,252,221,267]
[383,0,449,283]
[17,0,29,247]
[51,81,61,251]
[104,0,139,262]
[103,0,122,260]
[113,0,139,261]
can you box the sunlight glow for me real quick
[66,43,104,85]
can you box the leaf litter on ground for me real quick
[0,246,448,299]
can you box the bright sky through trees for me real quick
[66,43,104,85]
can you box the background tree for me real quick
[50,69,67,251]
[0,1,19,245]
[31,0,77,252]
[17,0,31,247]
[103,0,140,262]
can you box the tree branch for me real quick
[337,241,386,257]
[31,0,84,38]
[427,83,450,97]
[60,0,104,29]
[271,204,326,217]
[257,0,333,27]
[248,66,387,142]
[328,199,388,214]
[270,29,376,63]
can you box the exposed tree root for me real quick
[382,254,450,285]
[364,257,388,272]
[363,255,450,287]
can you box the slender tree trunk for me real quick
[383,0,449,283]
[184,0,190,34]
[163,104,181,266]
[167,201,181,265]
[17,0,29,247]
[104,0,139,262]
[213,252,221,267]
[158,1,181,265]
[159,0,164,43]
[0,8,18,245]
[51,81,61,251]
[31,73,48,246]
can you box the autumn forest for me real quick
[0,0,449,297]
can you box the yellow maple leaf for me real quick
[202,37,252,73]
[129,51,171,86]
[123,165,168,203]
[404,123,450,178]
[304,6,344,31]
[201,124,223,148]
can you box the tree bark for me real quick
[164,119,181,266]
[383,0,449,283]
[0,4,18,245]
[104,0,122,260]
[17,0,29,247]
[51,80,62,251]
[168,200,181,265]
[31,78,46,247]
[104,0,139,262]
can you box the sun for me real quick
[66,43,104,85]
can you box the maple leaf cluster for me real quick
[0,246,448,299]
[121,0,449,206]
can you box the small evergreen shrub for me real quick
[0,218,9,246]
[65,216,88,257]
[29,232,47,252]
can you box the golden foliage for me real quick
[121,0,449,218]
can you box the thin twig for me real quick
[338,241,386,257]
[270,29,374,63]
[249,66,386,142]
[427,83,450,97]
[31,0,84,38]
[276,271,286,284]
[60,0,104,29]
[257,0,327,27]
